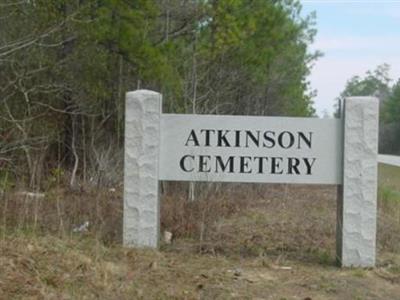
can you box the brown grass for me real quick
[377,164,400,253]
[0,166,400,298]
[1,177,400,261]
[161,184,338,264]
[1,230,400,299]
[1,187,123,244]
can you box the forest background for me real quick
[1,0,399,190]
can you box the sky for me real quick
[301,0,400,116]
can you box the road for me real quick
[378,154,400,167]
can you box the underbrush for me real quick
[0,178,399,264]
[2,231,398,300]
[1,187,123,244]
[1,167,400,299]
[161,184,339,265]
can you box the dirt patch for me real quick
[1,232,400,299]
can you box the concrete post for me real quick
[123,90,161,248]
[337,97,379,267]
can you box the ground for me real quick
[0,164,400,299]
[1,232,400,299]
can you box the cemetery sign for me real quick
[124,90,379,268]
[159,114,342,184]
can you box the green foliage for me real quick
[180,0,320,116]
[379,186,400,206]
[337,65,400,152]
[384,80,400,123]
[336,64,396,118]
[0,0,320,187]
[336,64,400,155]
[339,64,391,100]
[0,171,14,191]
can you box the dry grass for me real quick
[162,184,338,265]
[377,164,400,253]
[1,178,400,261]
[1,187,123,244]
[0,165,400,298]
[1,230,400,299]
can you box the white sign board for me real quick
[124,90,379,268]
[159,114,343,184]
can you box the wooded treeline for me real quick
[337,64,400,155]
[0,0,320,189]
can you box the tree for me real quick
[340,64,391,99]
[0,0,177,187]
[337,64,400,154]
[384,79,400,123]
[1,0,320,189]
[173,0,320,117]
[334,64,392,117]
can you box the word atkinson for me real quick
[179,129,317,175]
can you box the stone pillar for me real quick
[337,97,379,267]
[124,90,161,248]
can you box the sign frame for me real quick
[123,89,379,268]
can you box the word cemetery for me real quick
[124,90,379,268]
[180,130,316,176]
[180,154,316,176]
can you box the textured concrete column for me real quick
[337,97,379,267]
[124,90,161,248]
